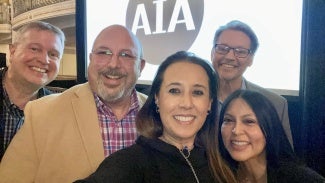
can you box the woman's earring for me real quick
[155,99,159,113]
[156,105,159,113]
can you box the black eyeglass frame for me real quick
[214,44,252,58]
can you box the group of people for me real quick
[0,20,324,183]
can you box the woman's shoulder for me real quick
[105,136,159,165]
[107,143,148,162]
[75,142,153,182]
[270,163,325,183]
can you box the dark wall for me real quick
[0,53,6,68]
[298,0,325,176]
[285,96,302,151]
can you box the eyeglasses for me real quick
[214,44,251,58]
[91,49,138,62]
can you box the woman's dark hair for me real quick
[136,50,236,182]
[218,90,296,171]
[213,20,259,54]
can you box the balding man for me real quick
[0,24,146,183]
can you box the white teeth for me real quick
[174,116,194,122]
[232,141,248,146]
[223,64,235,68]
[105,74,120,79]
[32,67,46,73]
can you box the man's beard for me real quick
[97,80,123,103]
[96,77,135,103]
[95,68,138,103]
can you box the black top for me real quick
[75,136,215,183]
[268,162,325,183]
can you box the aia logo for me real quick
[126,0,204,65]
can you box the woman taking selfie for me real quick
[75,51,236,183]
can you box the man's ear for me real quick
[9,44,16,55]
[140,58,146,72]
[248,55,254,67]
[9,44,16,63]
[210,47,215,61]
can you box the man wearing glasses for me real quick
[211,20,293,148]
[0,25,147,182]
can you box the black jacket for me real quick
[75,136,215,183]
[268,162,325,183]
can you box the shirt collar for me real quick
[241,77,247,90]
[93,89,139,114]
[218,78,247,107]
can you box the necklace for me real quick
[180,146,191,158]
[159,136,199,183]
[179,148,200,183]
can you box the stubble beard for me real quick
[96,77,134,103]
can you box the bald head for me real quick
[92,24,143,60]
[88,24,146,104]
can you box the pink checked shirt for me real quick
[94,89,140,157]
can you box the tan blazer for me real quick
[0,83,147,183]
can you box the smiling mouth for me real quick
[32,66,46,73]
[221,63,236,68]
[174,115,195,122]
[104,74,122,79]
[231,140,249,146]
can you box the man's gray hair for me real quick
[13,21,65,48]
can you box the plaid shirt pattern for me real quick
[94,89,140,157]
[0,67,50,160]
[1,89,24,153]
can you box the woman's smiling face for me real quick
[221,98,266,163]
[156,61,212,145]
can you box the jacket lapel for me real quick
[71,83,105,170]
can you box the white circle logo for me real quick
[126,0,204,65]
